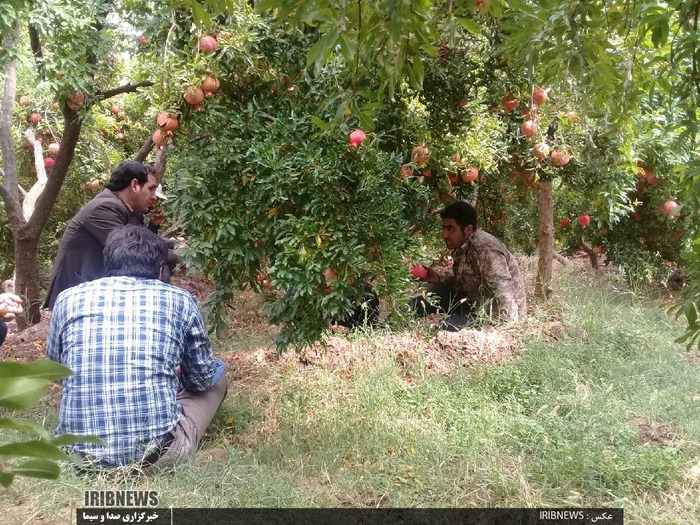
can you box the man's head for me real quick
[106,161,158,213]
[440,201,477,250]
[104,225,168,279]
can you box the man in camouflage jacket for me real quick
[412,201,526,329]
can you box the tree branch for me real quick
[133,135,155,163]
[97,81,155,101]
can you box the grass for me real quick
[2,261,700,524]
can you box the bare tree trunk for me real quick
[580,241,599,269]
[535,180,554,297]
[13,233,41,327]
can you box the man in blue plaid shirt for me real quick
[47,225,228,472]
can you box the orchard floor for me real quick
[2,254,700,525]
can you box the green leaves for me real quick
[0,360,72,410]
[0,359,101,487]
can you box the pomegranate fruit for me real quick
[533,88,548,104]
[521,120,537,139]
[349,129,366,148]
[19,95,30,107]
[202,75,220,96]
[184,86,205,111]
[578,214,590,227]
[88,179,101,191]
[411,145,430,165]
[533,142,550,160]
[44,157,55,169]
[110,105,121,115]
[152,129,170,149]
[662,200,679,215]
[198,35,218,54]
[48,143,60,157]
[68,92,85,110]
[30,113,41,125]
[457,98,468,107]
[560,218,570,228]
[646,173,660,185]
[550,150,571,167]
[400,165,412,179]
[156,111,179,132]
[461,167,479,184]
[501,94,518,112]
[410,264,428,279]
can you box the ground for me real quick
[1,253,594,375]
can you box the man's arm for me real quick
[179,296,225,391]
[46,298,65,365]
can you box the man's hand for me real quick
[149,206,166,227]
[410,264,440,283]
[0,293,23,322]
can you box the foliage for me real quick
[0,359,101,487]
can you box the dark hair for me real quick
[103,225,168,279]
[106,160,151,191]
[440,201,478,231]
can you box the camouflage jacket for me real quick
[434,229,527,322]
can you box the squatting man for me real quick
[410,200,527,330]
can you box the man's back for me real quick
[47,276,218,467]
[44,190,137,309]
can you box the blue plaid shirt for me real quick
[46,276,225,467]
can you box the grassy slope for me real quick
[2,263,700,524]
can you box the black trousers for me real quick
[409,282,473,332]
[0,321,7,346]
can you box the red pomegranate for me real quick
[461,167,479,184]
[410,264,428,279]
[349,129,366,148]
[560,218,570,228]
[533,142,550,160]
[184,86,205,111]
[533,88,548,104]
[156,111,179,132]
[399,165,412,179]
[202,75,220,96]
[152,129,170,149]
[501,94,519,112]
[44,157,55,169]
[578,214,590,227]
[662,200,679,216]
[30,113,41,125]
[198,35,218,54]
[110,105,121,115]
[68,92,85,110]
[19,95,30,107]
[551,150,571,168]
[411,145,430,165]
[521,120,537,139]
[48,143,60,157]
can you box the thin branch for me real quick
[97,81,155,101]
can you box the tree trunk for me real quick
[535,180,554,297]
[13,230,41,327]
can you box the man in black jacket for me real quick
[44,161,157,310]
